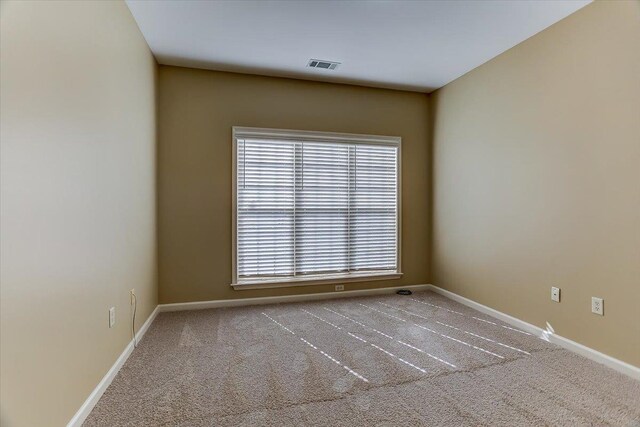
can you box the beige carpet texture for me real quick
[84,290,640,426]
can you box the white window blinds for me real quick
[234,128,400,284]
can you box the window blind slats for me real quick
[237,136,398,281]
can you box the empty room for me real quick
[1,0,639,425]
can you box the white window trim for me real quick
[231,126,402,290]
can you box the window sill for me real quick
[231,272,403,290]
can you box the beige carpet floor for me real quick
[85,290,640,426]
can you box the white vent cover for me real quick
[307,59,340,70]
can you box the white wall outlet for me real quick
[551,287,560,302]
[335,285,344,291]
[591,297,604,315]
[109,307,116,328]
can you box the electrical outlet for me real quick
[335,285,344,291]
[130,288,136,305]
[551,287,560,302]
[109,307,116,328]
[591,297,604,316]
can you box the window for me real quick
[232,127,401,289]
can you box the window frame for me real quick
[231,126,402,290]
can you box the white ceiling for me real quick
[126,0,591,93]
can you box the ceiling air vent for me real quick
[307,59,340,70]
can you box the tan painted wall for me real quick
[158,66,430,303]
[431,0,640,366]
[0,1,158,425]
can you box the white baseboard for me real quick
[158,284,430,312]
[427,285,640,381]
[66,305,160,427]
